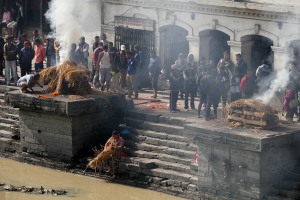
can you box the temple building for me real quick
[101,0,300,72]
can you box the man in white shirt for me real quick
[78,37,89,68]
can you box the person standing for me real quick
[78,37,89,68]
[32,30,44,47]
[126,51,138,99]
[75,43,84,66]
[183,53,197,110]
[34,39,45,72]
[19,41,34,76]
[218,51,234,78]
[16,0,24,37]
[240,70,256,99]
[97,45,112,91]
[174,53,186,99]
[230,68,241,102]
[92,36,100,52]
[169,65,181,113]
[148,50,160,98]
[118,45,127,89]
[0,6,12,35]
[69,43,77,63]
[4,35,18,85]
[235,53,248,79]
[0,36,5,76]
[92,42,103,88]
[197,67,208,118]
[45,36,56,67]
[216,63,230,109]
[100,33,109,47]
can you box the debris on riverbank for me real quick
[0,182,67,196]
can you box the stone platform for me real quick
[5,90,128,161]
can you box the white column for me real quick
[227,41,242,65]
[271,46,288,71]
[186,36,200,63]
[155,32,160,56]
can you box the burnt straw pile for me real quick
[224,99,279,128]
[39,61,91,95]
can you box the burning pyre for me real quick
[224,99,279,128]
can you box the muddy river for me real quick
[0,158,183,200]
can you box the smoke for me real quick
[255,62,290,104]
[45,0,101,61]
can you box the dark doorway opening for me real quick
[241,35,274,72]
[199,30,230,65]
[159,25,189,75]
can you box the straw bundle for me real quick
[39,61,91,95]
[87,141,116,170]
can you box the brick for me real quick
[139,160,156,169]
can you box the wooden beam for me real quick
[227,115,267,126]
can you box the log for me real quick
[227,115,267,126]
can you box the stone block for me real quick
[187,184,198,191]
[127,164,142,173]
[167,180,181,187]
[139,160,156,169]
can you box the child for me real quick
[19,41,34,76]
[230,68,241,102]
[240,70,256,99]
[17,73,43,93]
[169,65,181,113]
[34,38,45,72]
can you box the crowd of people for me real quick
[1,8,300,122]
[168,51,300,122]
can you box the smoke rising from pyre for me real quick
[45,0,101,61]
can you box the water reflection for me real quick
[0,158,183,200]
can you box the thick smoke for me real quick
[256,61,290,104]
[45,0,101,61]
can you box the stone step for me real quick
[134,129,189,143]
[0,116,19,125]
[0,130,19,140]
[137,135,197,152]
[125,118,184,135]
[128,157,196,175]
[136,143,195,158]
[132,150,193,166]
[0,105,19,115]
[141,168,198,184]
[0,93,5,100]
[0,112,19,121]
[0,122,19,133]
[0,137,21,153]
[267,196,292,200]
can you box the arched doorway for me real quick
[159,25,189,74]
[199,30,230,64]
[241,35,274,72]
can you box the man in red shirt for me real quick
[34,38,45,72]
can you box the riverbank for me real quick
[0,151,189,199]
[0,157,183,200]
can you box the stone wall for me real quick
[7,91,128,161]
[184,123,300,199]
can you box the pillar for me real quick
[155,31,160,56]
[227,41,242,65]
[186,35,200,63]
[271,46,288,71]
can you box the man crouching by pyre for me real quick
[85,130,124,178]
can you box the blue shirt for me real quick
[148,56,160,75]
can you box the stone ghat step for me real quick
[133,129,190,143]
[135,143,195,159]
[124,157,197,175]
[0,137,21,152]
[0,105,19,115]
[120,162,198,185]
[132,150,194,166]
[136,135,197,152]
[267,197,293,200]
[0,122,19,133]
[0,130,19,140]
[125,110,189,127]
[0,93,5,99]
[0,112,19,121]
[125,118,184,135]
[0,116,19,126]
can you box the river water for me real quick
[0,158,183,200]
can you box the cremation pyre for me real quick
[224,99,279,128]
